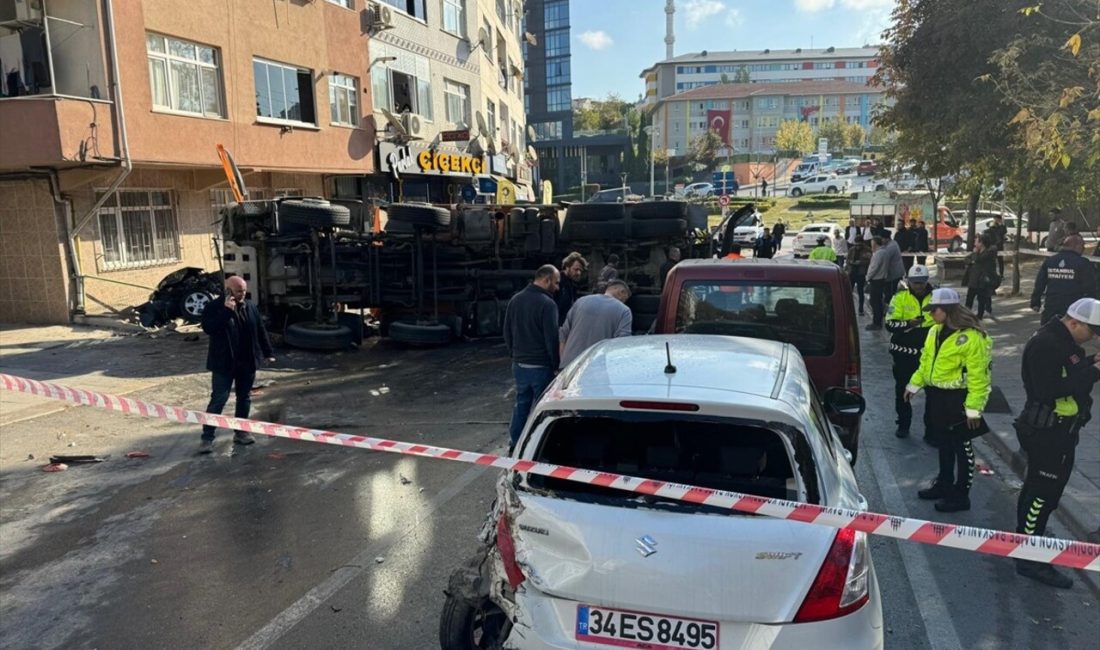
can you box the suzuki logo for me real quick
[635,535,658,558]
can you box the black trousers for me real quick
[1016,419,1079,536]
[868,280,886,326]
[851,273,866,313]
[927,388,975,494]
[892,355,922,430]
[202,365,256,439]
[966,287,992,319]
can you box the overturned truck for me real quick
[217,197,714,350]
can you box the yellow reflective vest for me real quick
[907,325,993,417]
[809,246,837,262]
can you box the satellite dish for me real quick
[526,125,537,143]
[475,111,489,136]
[478,27,492,54]
[524,32,538,47]
[468,135,485,155]
[380,108,408,138]
[527,145,538,163]
[486,138,498,156]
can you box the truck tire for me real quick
[279,199,351,228]
[565,203,627,222]
[389,320,452,346]
[631,201,689,221]
[539,217,560,253]
[284,321,354,351]
[439,594,510,650]
[631,219,686,239]
[562,220,626,241]
[388,203,452,229]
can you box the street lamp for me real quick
[644,125,659,198]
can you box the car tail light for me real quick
[845,362,861,392]
[619,400,700,412]
[794,529,870,623]
[496,514,526,589]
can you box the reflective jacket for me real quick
[809,245,837,262]
[885,286,935,357]
[907,325,993,418]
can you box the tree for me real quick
[734,66,751,83]
[867,125,892,146]
[844,123,866,149]
[720,72,731,84]
[815,118,848,152]
[573,93,633,133]
[688,130,723,170]
[774,119,815,154]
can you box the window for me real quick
[482,18,494,59]
[443,0,465,37]
[253,58,316,125]
[545,29,569,57]
[328,73,359,126]
[97,190,180,269]
[486,100,496,136]
[371,51,433,119]
[146,33,224,118]
[326,0,353,7]
[546,58,569,85]
[532,121,562,140]
[371,64,391,114]
[545,0,568,29]
[444,79,470,126]
[546,87,570,112]
[381,0,426,20]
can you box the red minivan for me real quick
[655,258,863,462]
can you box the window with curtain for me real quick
[97,190,180,269]
[146,33,224,118]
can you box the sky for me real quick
[567,0,896,101]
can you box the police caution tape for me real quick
[2,372,1098,572]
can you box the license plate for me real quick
[576,604,719,650]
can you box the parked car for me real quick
[678,182,717,198]
[955,211,1026,248]
[655,259,864,461]
[440,335,881,650]
[788,174,850,197]
[136,267,224,328]
[856,161,877,176]
[710,204,765,252]
[793,223,845,258]
[790,161,824,183]
[587,187,642,203]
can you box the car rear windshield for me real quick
[674,281,835,356]
[526,414,815,507]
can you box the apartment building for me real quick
[641,46,880,106]
[650,80,887,157]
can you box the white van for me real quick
[791,161,823,183]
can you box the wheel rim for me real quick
[470,601,509,648]
[183,292,211,316]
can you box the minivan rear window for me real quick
[527,414,814,506]
[675,281,835,356]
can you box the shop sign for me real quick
[379,142,485,180]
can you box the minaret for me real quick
[664,0,675,59]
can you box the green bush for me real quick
[795,196,851,210]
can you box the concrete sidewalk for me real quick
[932,260,1100,542]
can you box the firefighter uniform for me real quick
[907,290,992,512]
[1014,299,1100,588]
[886,270,935,438]
[1030,248,1099,325]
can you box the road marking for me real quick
[864,445,965,650]
[233,460,491,650]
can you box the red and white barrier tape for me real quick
[2,372,1098,572]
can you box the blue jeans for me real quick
[202,367,256,440]
[509,364,554,447]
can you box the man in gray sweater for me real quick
[559,280,634,368]
[866,235,906,330]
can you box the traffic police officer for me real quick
[1015,298,1100,589]
[809,236,837,262]
[886,265,935,439]
[1031,235,1099,325]
[905,288,992,513]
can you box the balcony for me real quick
[0,96,118,170]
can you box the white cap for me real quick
[1066,298,1100,334]
[923,287,961,311]
[908,264,930,280]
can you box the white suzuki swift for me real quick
[441,335,883,650]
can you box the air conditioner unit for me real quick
[369,3,394,31]
[0,0,44,23]
[402,113,425,140]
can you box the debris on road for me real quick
[374,556,385,564]
[400,474,412,485]
[49,454,108,464]
[151,559,159,565]
[42,463,67,472]
[255,379,276,388]
[125,451,151,459]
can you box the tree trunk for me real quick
[966,189,980,251]
[1011,200,1024,295]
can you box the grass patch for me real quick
[709,196,851,230]
[795,196,852,210]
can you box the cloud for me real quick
[841,0,895,9]
[578,30,613,51]
[684,0,727,28]
[795,0,835,11]
[725,8,744,27]
[795,0,894,12]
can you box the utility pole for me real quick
[645,125,659,197]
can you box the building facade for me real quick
[650,81,887,157]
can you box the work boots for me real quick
[1016,560,1073,589]
[917,480,952,501]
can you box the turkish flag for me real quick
[707,109,731,146]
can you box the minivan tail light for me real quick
[619,400,700,412]
[845,362,861,392]
[794,529,870,623]
[496,514,526,589]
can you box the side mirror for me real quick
[823,387,866,416]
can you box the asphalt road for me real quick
[1,321,1097,649]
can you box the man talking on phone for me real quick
[199,276,276,454]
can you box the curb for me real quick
[72,315,148,335]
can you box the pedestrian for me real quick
[559,280,633,368]
[866,234,905,330]
[597,254,620,292]
[905,288,992,513]
[1030,235,1099,325]
[883,232,906,310]
[886,265,935,439]
[832,229,848,268]
[845,217,862,244]
[556,251,587,324]
[872,218,890,240]
[503,265,561,450]
[199,276,276,454]
[987,214,1008,279]
[846,235,872,316]
[1013,298,1100,588]
[809,236,837,262]
[1046,209,1066,252]
[963,234,999,320]
[760,177,768,197]
[658,247,681,287]
[753,228,777,259]
[895,219,915,273]
[772,219,786,250]
[912,219,930,265]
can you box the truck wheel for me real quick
[389,320,452,346]
[388,203,452,229]
[439,594,510,650]
[177,290,214,323]
[279,199,351,228]
[562,220,626,241]
[565,203,627,222]
[790,188,803,197]
[284,321,354,351]
[631,201,689,221]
